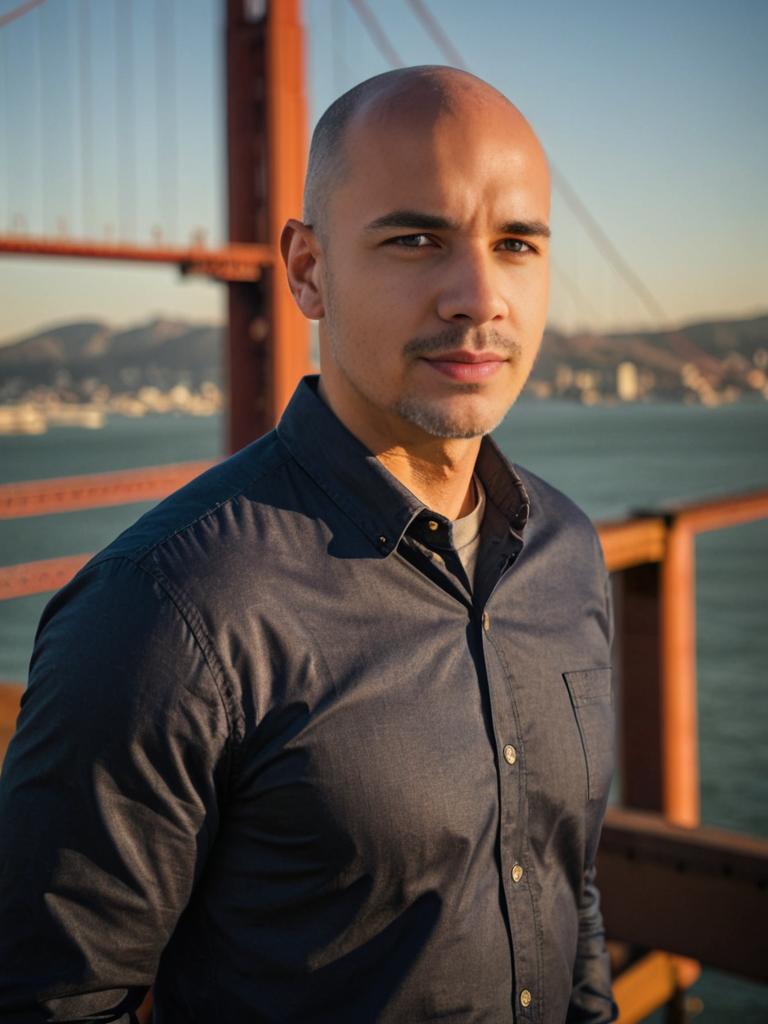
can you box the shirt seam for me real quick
[89,445,296,569]
[90,553,241,757]
[140,554,244,750]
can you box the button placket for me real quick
[484,618,541,1021]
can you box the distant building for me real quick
[617,361,639,402]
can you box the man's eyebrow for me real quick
[364,210,456,232]
[501,219,551,239]
[364,210,551,238]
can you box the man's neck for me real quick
[317,375,481,520]
[376,442,480,520]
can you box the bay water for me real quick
[1,399,766,1020]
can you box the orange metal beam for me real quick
[660,520,699,826]
[596,517,666,572]
[667,488,768,536]
[0,462,215,519]
[0,236,273,282]
[613,951,683,1024]
[0,682,24,768]
[599,807,768,982]
[225,0,310,453]
[596,489,768,574]
[267,0,311,421]
[0,554,90,600]
[601,489,768,828]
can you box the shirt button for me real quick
[427,519,439,531]
[511,863,524,883]
[482,611,490,632]
[520,989,532,1008]
[503,744,517,765]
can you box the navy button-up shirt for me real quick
[0,377,616,1022]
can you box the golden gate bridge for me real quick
[0,2,766,1021]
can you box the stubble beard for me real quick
[392,389,505,439]
[393,328,525,439]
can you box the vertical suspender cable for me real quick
[33,0,45,233]
[0,30,7,230]
[59,1,75,237]
[114,0,136,240]
[38,1,55,233]
[330,0,347,96]
[78,0,93,237]
[155,0,178,243]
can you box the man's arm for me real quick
[566,863,618,1023]
[0,557,231,1022]
[568,566,617,1022]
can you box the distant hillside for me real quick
[535,315,768,376]
[0,319,223,399]
[1,312,766,404]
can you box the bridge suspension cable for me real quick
[0,0,46,31]
[347,0,404,68]
[349,0,669,328]
[404,0,465,68]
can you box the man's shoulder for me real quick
[514,464,592,526]
[90,428,294,573]
[512,463,605,564]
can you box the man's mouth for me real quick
[419,349,508,382]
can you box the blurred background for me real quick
[1,1,767,1020]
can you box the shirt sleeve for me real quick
[0,556,232,1023]
[567,568,618,1023]
[566,863,618,1023]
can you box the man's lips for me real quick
[419,349,507,382]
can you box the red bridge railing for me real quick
[1,470,767,1021]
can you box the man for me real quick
[0,67,617,1022]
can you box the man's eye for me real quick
[498,238,532,253]
[390,234,432,248]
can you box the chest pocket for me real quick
[563,668,615,801]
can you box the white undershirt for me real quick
[451,476,486,586]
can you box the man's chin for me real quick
[393,396,510,440]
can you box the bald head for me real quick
[282,65,552,448]
[303,66,547,239]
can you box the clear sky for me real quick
[0,0,766,341]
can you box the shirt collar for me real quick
[276,376,530,557]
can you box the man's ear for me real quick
[280,219,325,320]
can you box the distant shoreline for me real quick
[3,389,768,438]
[2,314,767,414]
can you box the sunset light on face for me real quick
[0,0,766,341]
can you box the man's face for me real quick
[314,95,551,446]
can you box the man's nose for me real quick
[435,247,509,325]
